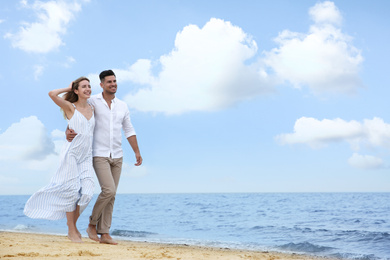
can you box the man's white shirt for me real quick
[89,93,136,159]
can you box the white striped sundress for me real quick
[24,104,95,220]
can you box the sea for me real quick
[0,193,389,259]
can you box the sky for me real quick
[0,0,389,195]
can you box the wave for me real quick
[251,225,275,230]
[111,229,157,238]
[330,252,381,260]
[9,224,38,232]
[278,242,334,253]
[337,230,390,243]
[14,224,33,231]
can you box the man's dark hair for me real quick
[99,70,116,82]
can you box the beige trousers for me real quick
[89,156,123,234]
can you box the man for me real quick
[67,70,142,244]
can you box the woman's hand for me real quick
[48,83,75,118]
[67,81,74,92]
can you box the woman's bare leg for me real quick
[73,205,82,238]
[66,206,82,243]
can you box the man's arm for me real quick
[127,135,142,166]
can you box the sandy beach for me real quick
[0,231,339,260]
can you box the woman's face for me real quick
[75,80,91,99]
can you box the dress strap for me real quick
[72,103,76,108]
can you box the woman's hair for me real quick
[61,76,90,119]
[63,76,90,103]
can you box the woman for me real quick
[24,77,95,243]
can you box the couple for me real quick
[24,70,142,244]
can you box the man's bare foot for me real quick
[86,225,100,242]
[68,231,83,243]
[100,234,118,245]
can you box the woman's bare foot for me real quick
[86,224,100,242]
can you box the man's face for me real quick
[101,75,117,95]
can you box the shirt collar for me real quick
[97,92,116,103]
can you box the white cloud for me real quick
[0,117,67,194]
[117,59,156,86]
[123,18,274,115]
[276,117,390,169]
[276,117,390,149]
[0,116,55,161]
[348,153,384,170]
[104,2,362,115]
[309,1,342,26]
[275,117,363,148]
[363,117,390,149]
[33,64,44,80]
[263,1,363,95]
[51,128,65,139]
[4,0,84,53]
[63,56,76,68]
[87,59,156,94]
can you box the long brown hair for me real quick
[61,76,90,119]
[63,76,90,103]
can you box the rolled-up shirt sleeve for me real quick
[122,108,136,138]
